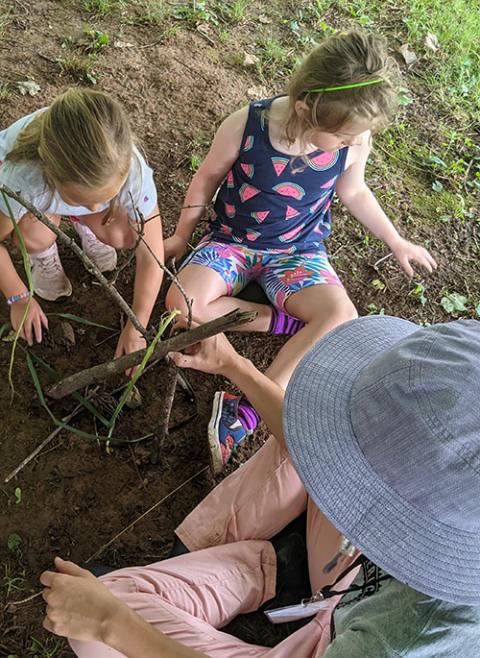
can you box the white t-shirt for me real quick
[0,109,157,221]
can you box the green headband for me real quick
[308,79,384,93]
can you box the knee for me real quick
[101,229,136,250]
[166,284,208,322]
[336,296,358,323]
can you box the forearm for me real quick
[175,172,222,243]
[225,355,286,447]
[105,605,210,658]
[130,250,163,328]
[0,243,29,298]
[342,186,402,249]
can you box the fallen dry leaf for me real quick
[114,40,135,49]
[399,44,418,67]
[16,80,41,96]
[243,53,259,67]
[424,32,440,52]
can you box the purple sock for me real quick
[238,396,260,433]
[268,307,305,336]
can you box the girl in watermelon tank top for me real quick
[166,31,437,473]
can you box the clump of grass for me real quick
[82,0,126,15]
[133,0,172,25]
[0,82,12,100]
[0,7,13,39]
[59,53,99,85]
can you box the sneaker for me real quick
[30,242,73,301]
[74,222,117,272]
[208,392,251,474]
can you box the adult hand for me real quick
[163,234,188,266]
[41,557,121,643]
[10,297,48,346]
[390,237,437,278]
[169,333,241,376]
[114,323,147,377]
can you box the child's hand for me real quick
[10,297,49,346]
[115,324,147,376]
[164,234,188,266]
[390,237,437,278]
[169,333,240,376]
[40,557,121,642]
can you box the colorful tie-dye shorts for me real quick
[181,238,343,312]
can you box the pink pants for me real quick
[71,438,359,658]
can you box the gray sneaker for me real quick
[29,242,73,301]
[74,222,117,272]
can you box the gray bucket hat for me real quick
[284,315,480,605]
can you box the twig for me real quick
[0,184,147,338]
[153,363,177,462]
[47,309,256,399]
[373,252,393,269]
[133,206,193,329]
[4,387,100,483]
[5,591,43,607]
[85,466,209,562]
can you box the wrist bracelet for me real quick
[7,291,32,306]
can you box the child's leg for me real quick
[166,241,281,333]
[15,212,72,300]
[71,541,276,658]
[259,249,357,389]
[265,283,357,388]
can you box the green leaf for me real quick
[107,310,180,438]
[7,532,22,552]
[14,487,22,504]
[0,321,10,340]
[48,313,114,331]
[371,278,386,291]
[432,180,444,192]
[441,293,468,314]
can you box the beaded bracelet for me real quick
[7,291,32,306]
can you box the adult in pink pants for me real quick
[41,317,480,657]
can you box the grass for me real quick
[59,53,99,84]
[0,6,13,39]
[2,563,26,596]
[0,83,12,100]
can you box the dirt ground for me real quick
[0,1,479,656]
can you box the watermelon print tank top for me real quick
[209,97,348,251]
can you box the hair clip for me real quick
[308,79,384,93]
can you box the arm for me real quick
[115,207,164,366]
[0,209,48,344]
[164,106,248,263]
[169,333,286,448]
[41,558,209,658]
[336,136,437,277]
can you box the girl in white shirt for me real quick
[0,88,164,359]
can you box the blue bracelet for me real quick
[7,291,32,306]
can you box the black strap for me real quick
[320,556,392,640]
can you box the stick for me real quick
[153,363,178,462]
[0,184,147,338]
[86,466,209,562]
[47,309,256,399]
[4,387,99,483]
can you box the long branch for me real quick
[47,309,256,399]
[0,183,147,337]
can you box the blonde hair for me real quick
[285,31,399,144]
[7,88,133,219]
